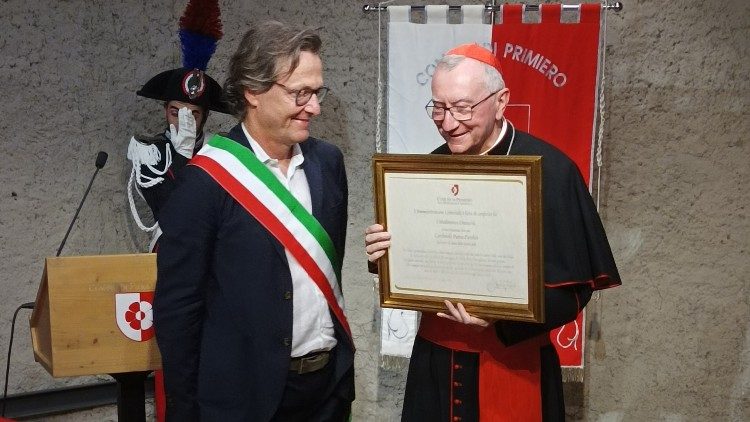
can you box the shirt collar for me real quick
[241,123,304,166]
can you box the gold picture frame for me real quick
[373,153,544,323]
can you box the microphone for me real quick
[56,151,109,257]
[95,151,108,169]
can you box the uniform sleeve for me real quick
[153,165,221,421]
[140,147,189,221]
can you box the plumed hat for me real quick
[136,0,229,114]
[136,68,228,113]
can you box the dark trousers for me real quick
[270,352,350,422]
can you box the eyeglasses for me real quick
[274,82,329,106]
[425,91,499,121]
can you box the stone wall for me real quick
[0,0,746,420]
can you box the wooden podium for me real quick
[30,253,161,421]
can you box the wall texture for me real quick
[0,0,746,420]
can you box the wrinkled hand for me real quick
[437,300,495,330]
[169,107,197,159]
[365,224,391,262]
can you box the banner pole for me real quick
[363,2,623,13]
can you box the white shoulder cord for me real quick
[128,136,173,187]
[126,136,173,232]
[127,170,159,232]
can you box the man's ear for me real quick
[243,88,260,108]
[495,88,510,121]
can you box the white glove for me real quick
[169,107,197,159]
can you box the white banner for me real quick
[381,6,491,360]
[387,5,491,154]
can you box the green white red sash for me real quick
[190,134,352,341]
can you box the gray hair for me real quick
[436,55,505,93]
[223,21,322,118]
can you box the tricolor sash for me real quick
[190,135,352,342]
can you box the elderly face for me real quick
[430,59,509,155]
[242,51,323,156]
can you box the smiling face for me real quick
[430,59,509,155]
[243,51,323,159]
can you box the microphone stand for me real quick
[56,151,108,257]
[2,151,110,418]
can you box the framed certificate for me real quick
[373,153,544,323]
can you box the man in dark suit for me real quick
[154,21,353,421]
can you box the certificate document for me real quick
[373,154,544,322]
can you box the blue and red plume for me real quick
[179,0,223,71]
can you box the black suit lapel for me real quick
[226,124,252,150]
[301,141,324,220]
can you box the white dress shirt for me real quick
[242,124,337,357]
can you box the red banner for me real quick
[492,3,602,367]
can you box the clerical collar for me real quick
[479,119,508,155]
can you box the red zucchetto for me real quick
[445,43,503,73]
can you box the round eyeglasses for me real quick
[274,82,329,106]
[425,91,499,121]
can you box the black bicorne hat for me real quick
[136,67,229,114]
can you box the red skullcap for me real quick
[445,43,502,73]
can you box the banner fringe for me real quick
[380,354,411,371]
[561,367,584,383]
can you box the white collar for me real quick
[479,119,508,155]
[241,123,304,165]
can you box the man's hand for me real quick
[365,224,391,262]
[169,107,197,159]
[437,300,495,330]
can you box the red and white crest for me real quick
[115,292,155,342]
[182,69,206,100]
